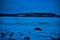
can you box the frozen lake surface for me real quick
[0,17,60,40]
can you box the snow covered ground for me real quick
[0,17,60,40]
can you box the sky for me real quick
[0,0,60,15]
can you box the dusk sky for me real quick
[0,0,60,15]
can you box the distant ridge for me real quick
[0,13,60,17]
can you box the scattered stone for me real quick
[34,27,42,31]
[1,32,5,38]
[23,37,30,40]
[10,33,14,37]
